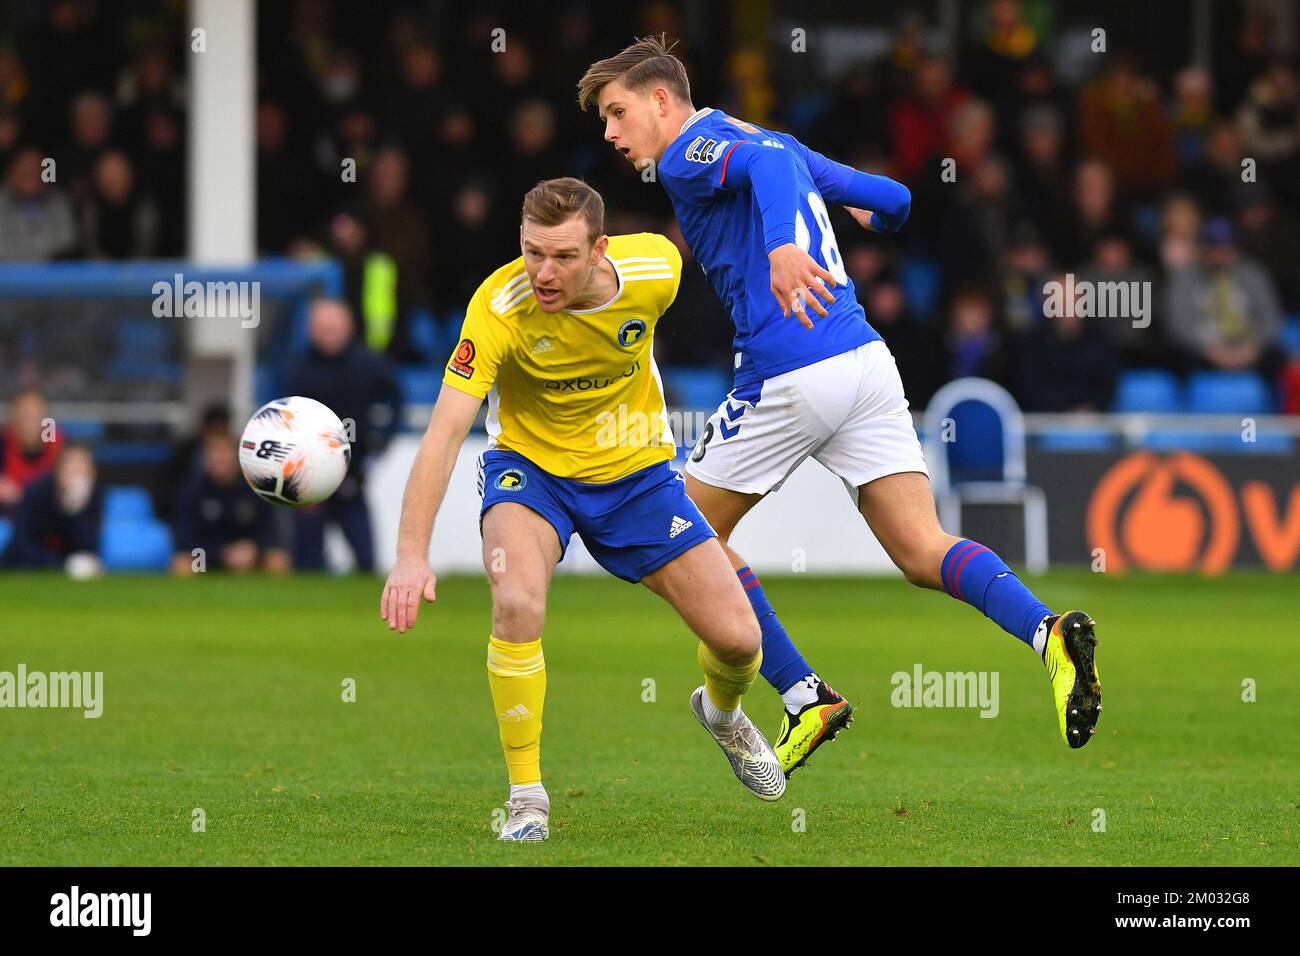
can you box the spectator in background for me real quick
[1077,232,1160,367]
[438,181,507,313]
[1169,66,1217,166]
[0,389,63,516]
[283,297,401,573]
[503,100,565,210]
[5,443,102,573]
[964,0,1039,120]
[944,286,1013,386]
[1165,217,1285,377]
[1077,54,1176,200]
[365,144,432,331]
[889,56,970,182]
[0,106,25,178]
[1012,104,1071,261]
[1017,272,1118,412]
[1061,159,1131,269]
[133,107,185,255]
[80,150,157,258]
[867,272,945,408]
[1236,186,1300,313]
[1179,119,1255,218]
[160,403,231,525]
[171,429,289,575]
[1237,60,1298,168]
[0,147,78,261]
[257,99,319,254]
[999,220,1055,334]
[60,89,113,204]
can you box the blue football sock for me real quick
[737,566,811,693]
[940,540,1051,648]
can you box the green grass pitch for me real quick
[0,570,1295,866]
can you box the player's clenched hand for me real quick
[381,558,438,634]
[767,243,836,329]
[844,206,877,232]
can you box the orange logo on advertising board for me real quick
[1086,451,1300,573]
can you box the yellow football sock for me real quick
[697,642,762,712]
[486,636,546,786]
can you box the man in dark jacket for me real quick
[282,297,401,572]
[172,429,288,574]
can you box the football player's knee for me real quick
[712,606,761,665]
[898,539,949,589]
[491,586,546,641]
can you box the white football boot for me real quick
[690,686,787,801]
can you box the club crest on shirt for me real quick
[617,318,648,347]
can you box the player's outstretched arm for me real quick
[796,142,911,233]
[381,384,481,633]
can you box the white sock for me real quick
[1032,615,1053,659]
[782,672,821,711]
[509,783,549,813]
[701,692,742,731]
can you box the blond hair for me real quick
[576,34,691,112]
[520,177,605,243]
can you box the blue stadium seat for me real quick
[59,419,106,441]
[255,364,280,405]
[0,517,12,559]
[407,308,439,360]
[1186,371,1272,415]
[1113,369,1182,413]
[100,518,173,571]
[93,442,174,466]
[107,357,182,384]
[104,485,155,521]
[116,320,171,357]
[661,367,730,410]
[1284,315,1300,357]
[1037,429,1117,452]
[943,397,1006,482]
[397,365,440,405]
[899,258,942,321]
[1143,429,1294,454]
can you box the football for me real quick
[238,396,351,506]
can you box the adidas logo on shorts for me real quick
[669,515,693,539]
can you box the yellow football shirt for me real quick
[442,233,683,482]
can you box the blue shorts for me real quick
[477,449,716,583]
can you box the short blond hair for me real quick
[576,34,691,112]
[520,177,605,243]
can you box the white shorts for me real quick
[684,341,928,498]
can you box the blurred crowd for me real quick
[1,0,1299,415]
[0,297,400,574]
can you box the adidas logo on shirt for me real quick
[669,516,693,539]
[531,337,554,355]
[499,704,533,722]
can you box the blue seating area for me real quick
[99,484,172,571]
[0,517,12,560]
[661,367,731,410]
[397,365,441,405]
[1113,368,1277,415]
